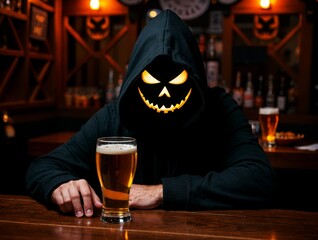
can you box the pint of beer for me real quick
[96,137,137,223]
[259,107,279,147]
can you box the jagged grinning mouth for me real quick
[138,87,192,114]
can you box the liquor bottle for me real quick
[115,73,123,99]
[3,0,11,10]
[198,34,206,60]
[16,0,22,12]
[254,75,264,108]
[287,79,297,114]
[1,111,16,143]
[0,28,8,49]
[276,76,287,112]
[91,87,101,108]
[243,72,254,108]
[205,34,219,88]
[106,69,115,103]
[218,74,230,93]
[232,71,243,106]
[64,87,74,108]
[98,80,106,106]
[265,74,275,107]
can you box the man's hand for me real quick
[51,179,102,218]
[129,184,163,209]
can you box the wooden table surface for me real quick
[28,131,318,169]
[1,194,318,240]
[264,144,318,169]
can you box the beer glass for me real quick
[96,137,137,223]
[259,107,279,148]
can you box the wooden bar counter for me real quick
[1,194,318,240]
[28,131,318,169]
[264,144,318,169]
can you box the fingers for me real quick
[51,179,101,218]
[90,186,103,209]
[69,182,85,217]
[78,182,94,217]
[51,183,74,213]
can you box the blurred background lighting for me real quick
[146,9,162,22]
[260,0,271,9]
[90,0,100,10]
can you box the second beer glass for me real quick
[96,136,137,223]
[259,107,279,148]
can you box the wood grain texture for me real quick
[1,195,318,240]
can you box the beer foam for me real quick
[96,144,137,155]
[259,107,279,115]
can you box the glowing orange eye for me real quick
[169,70,188,85]
[141,70,160,84]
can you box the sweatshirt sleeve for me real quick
[25,103,121,206]
[161,89,277,210]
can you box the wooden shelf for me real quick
[0,49,25,56]
[0,8,27,20]
[29,52,53,60]
[29,0,54,12]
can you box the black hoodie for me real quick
[26,10,276,210]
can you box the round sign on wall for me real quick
[118,0,143,6]
[159,0,210,20]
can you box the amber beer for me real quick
[259,107,279,147]
[96,137,137,223]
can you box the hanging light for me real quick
[90,0,100,10]
[146,9,161,23]
[260,0,271,9]
[148,9,162,18]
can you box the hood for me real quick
[118,9,208,133]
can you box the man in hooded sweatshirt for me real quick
[26,10,276,218]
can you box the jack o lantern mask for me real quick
[120,55,202,132]
[137,57,192,114]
